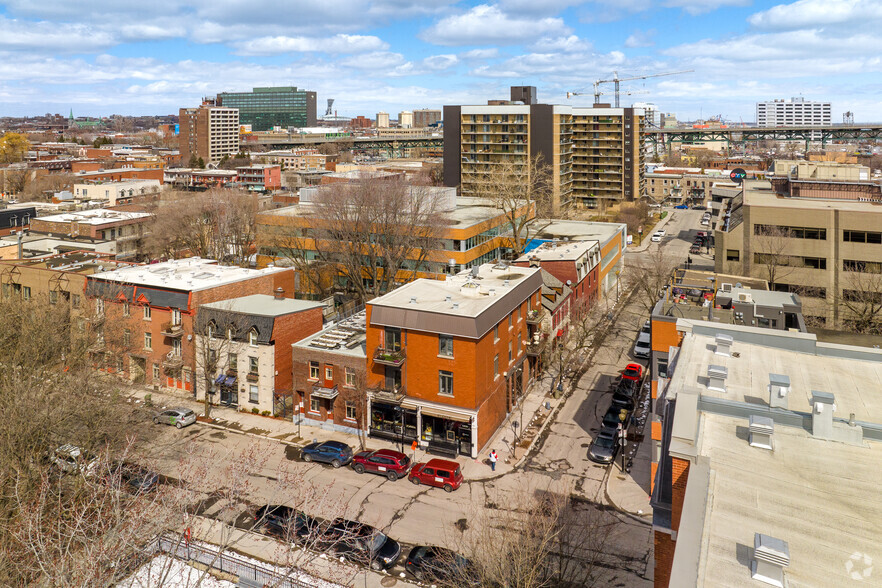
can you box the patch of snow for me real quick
[118,555,236,588]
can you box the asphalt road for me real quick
[137,211,702,587]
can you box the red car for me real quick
[621,363,643,382]
[351,449,410,481]
[408,459,463,493]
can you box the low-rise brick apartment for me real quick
[364,263,544,458]
[29,209,152,259]
[85,257,294,393]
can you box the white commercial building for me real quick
[376,111,390,128]
[398,110,413,128]
[756,97,831,141]
[72,179,161,205]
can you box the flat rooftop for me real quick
[35,208,152,225]
[90,257,287,292]
[370,264,540,318]
[744,179,882,211]
[693,412,881,587]
[516,239,598,262]
[201,294,323,317]
[672,323,882,422]
[293,310,367,357]
[532,219,625,246]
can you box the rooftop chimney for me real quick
[748,415,774,450]
[707,365,727,392]
[768,373,790,409]
[751,533,789,587]
[715,333,733,356]
[274,287,284,300]
[810,390,835,439]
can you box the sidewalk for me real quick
[128,378,562,482]
[629,209,677,253]
[604,425,653,518]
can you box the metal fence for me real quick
[146,534,317,588]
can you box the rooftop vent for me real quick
[768,373,790,409]
[707,365,727,392]
[715,333,733,356]
[274,287,284,300]
[445,295,452,303]
[452,302,459,310]
[810,390,835,439]
[409,296,417,304]
[751,533,789,587]
[748,415,774,450]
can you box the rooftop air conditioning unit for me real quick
[737,292,752,303]
[721,283,733,293]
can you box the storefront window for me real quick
[370,403,416,440]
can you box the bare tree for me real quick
[616,202,650,236]
[839,270,882,335]
[468,155,557,257]
[144,189,257,265]
[545,299,608,393]
[446,481,616,587]
[284,176,448,301]
[628,247,681,316]
[751,224,795,289]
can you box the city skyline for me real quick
[0,0,879,122]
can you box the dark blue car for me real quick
[674,204,689,209]
[300,440,353,468]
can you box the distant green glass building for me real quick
[216,87,317,131]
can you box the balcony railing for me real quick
[164,350,183,370]
[373,347,406,367]
[526,340,546,357]
[160,322,184,337]
[525,309,544,325]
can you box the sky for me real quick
[0,0,880,123]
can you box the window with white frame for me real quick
[439,370,453,396]
[309,361,319,380]
[310,397,320,412]
[345,401,356,420]
[249,385,259,403]
[249,329,258,346]
[143,305,151,320]
[345,367,355,387]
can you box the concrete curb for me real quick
[629,210,677,253]
[194,419,302,448]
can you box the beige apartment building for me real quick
[714,166,882,331]
[444,86,644,212]
[179,101,240,164]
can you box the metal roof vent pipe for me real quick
[274,287,284,300]
[715,333,733,356]
[768,373,790,409]
[409,296,417,305]
[748,415,774,450]
[707,365,727,393]
[751,533,790,587]
[810,390,835,439]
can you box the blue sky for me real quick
[0,0,879,122]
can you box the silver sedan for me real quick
[153,408,197,429]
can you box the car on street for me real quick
[674,204,689,209]
[352,449,410,480]
[300,440,353,468]
[408,458,463,492]
[153,408,196,429]
[633,322,651,359]
[650,233,661,243]
[322,518,401,570]
[254,505,324,544]
[601,405,627,434]
[621,363,643,382]
[405,545,474,584]
[690,244,702,254]
[51,444,99,475]
[114,463,160,493]
[588,430,620,464]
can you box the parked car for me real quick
[674,204,689,209]
[254,505,324,543]
[621,363,643,382]
[406,545,474,584]
[633,323,651,358]
[601,405,627,434]
[690,245,702,254]
[51,444,99,475]
[322,518,401,570]
[352,449,410,480]
[588,430,620,464]
[301,440,353,468]
[115,463,160,493]
[153,408,196,429]
[408,458,463,492]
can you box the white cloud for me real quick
[420,4,570,46]
[749,0,882,30]
[459,48,500,60]
[232,34,388,56]
[422,54,459,70]
[340,51,409,71]
[663,0,749,15]
[625,29,656,48]
[0,17,115,52]
[530,35,592,52]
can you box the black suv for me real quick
[611,378,638,410]
[406,545,475,585]
[322,518,401,570]
[254,505,324,544]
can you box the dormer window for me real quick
[248,328,258,346]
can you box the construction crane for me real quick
[567,88,649,100]
[581,69,694,107]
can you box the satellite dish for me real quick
[735,282,742,288]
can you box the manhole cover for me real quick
[380,576,398,586]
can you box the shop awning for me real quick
[311,385,339,400]
[214,374,225,385]
[420,405,474,423]
[223,375,236,387]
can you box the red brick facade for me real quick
[292,346,367,431]
[653,456,691,588]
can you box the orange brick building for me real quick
[364,264,544,458]
[86,258,294,394]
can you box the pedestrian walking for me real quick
[489,449,498,472]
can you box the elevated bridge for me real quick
[644,124,882,151]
